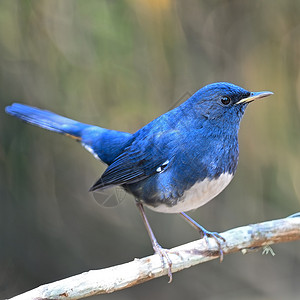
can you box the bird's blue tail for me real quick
[5,103,89,139]
[5,103,133,165]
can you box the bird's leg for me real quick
[136,202,173,282]
[180,212,226,262]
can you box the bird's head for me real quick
[188,82,273,130]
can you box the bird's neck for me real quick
[189,118,240,178]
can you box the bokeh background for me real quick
[1,0,300,299]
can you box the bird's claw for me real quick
[200,229,226,262]
[153,242,173,283]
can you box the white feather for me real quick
[146,173,233,213]
[82,143,100,160]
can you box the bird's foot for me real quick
[136,202,174,282]
[198,227,226,262]
[179,212,226,262]
[152,241,173,283]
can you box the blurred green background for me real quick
[1,0,300,299]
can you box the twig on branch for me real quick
[8,213,300,300]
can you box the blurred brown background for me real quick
[1,0,300,299]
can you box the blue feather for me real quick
[6,82,272,213]
[5,103,132,165]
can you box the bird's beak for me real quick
[235,91,274,105]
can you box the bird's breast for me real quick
[145,172,233,213]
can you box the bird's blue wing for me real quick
[89,129,178,190]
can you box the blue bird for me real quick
[5,82,273,281]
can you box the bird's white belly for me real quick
[147,173,233,213]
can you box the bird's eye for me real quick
[221,96,231,105]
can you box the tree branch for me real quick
[7,213,300,300]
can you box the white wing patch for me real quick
[82,143,100,160]
[146,172,233,213]
[156,160,169,173]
